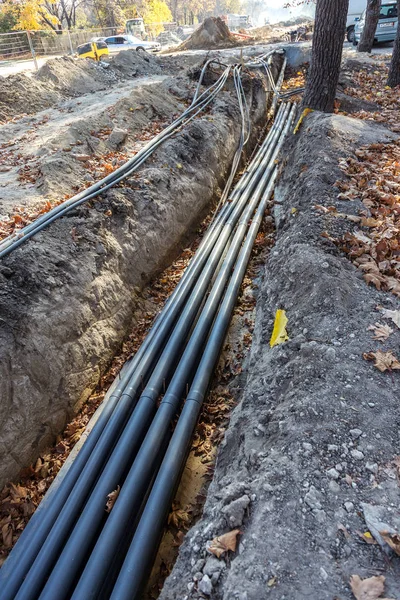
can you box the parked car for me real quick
[354,1,398,45]
[77,41,109,61]
[346,0,367,42]
[91,35,161,53]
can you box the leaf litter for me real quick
[350,574,393,600]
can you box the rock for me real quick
[365,462,379,475]
[344,501,354,513]
[362,502,400,554]
[199,574,213,596]
[107,128,128,149]
[349,428,362,439]
[222,494,250,527]
[327,468,340,480]
[203,556,223,578]
[305,486,322,510]
[350,449,364,460]
[329,480,341,493]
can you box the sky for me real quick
[255,0,315,26]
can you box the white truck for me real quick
[347,0,367,41]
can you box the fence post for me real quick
[67,29,74,54]
[26,30,38,71]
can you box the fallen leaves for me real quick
[363,350,400,372]
[367,322,393,341]
[380,530,400,556]
[207,529,240,558]
[105,486,120,513]
[380,308,400,329]
[350,575,392,600]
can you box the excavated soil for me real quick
[175,17,238,52]
[0,50,167,123]
[159,115,400,599]
[0,53,284,490]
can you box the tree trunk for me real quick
[358,0,381,52]
[302,0,349,113]
[387,0,400,86]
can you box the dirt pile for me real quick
[0,50,164,123]
[110,49,162,77]
[0,74,61,123]
[176,17,238,51]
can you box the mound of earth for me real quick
[176,17,238,51]
[0,73,61,123]
[0,51,163,123]
[109,49,162,77]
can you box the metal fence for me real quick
[0,23,187,73]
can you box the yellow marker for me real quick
[270,309,289,347]
[293,108,314,134]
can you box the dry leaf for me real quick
[380,530,400,556]
[350,575,388,600]
[367,323,393,341]
[207,529,240,558]
[363,350,400,372]
[105,485,120,513]
[380,309,400,329]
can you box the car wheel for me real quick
[347,27,355,43]
[136,46,145,52]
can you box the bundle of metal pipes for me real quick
[0,99,296,599]
[0,49,286,260]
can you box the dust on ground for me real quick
[159,59,400,600]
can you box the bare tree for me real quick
[387,0,400,86]
[357,0,381,52]
[302,0,349,112]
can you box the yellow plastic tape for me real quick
[270,309,289,347]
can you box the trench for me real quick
[0,56,283,493]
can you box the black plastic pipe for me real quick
[67,140,282,600]
[109,170,279,600]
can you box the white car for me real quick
[92,35,161,53]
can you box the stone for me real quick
[349,428,362,439]
[350,449,364,461]
[203,557,223,578]
[304,486,322,510]
[199,574,213,596]
[222,494,250,527]
[107,128,128,149]
[365,462,379,475]
[327,468,340,480]
[344,501,354,513]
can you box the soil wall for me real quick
[0,61,281,489]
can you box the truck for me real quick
[222,14,252,31]
[346,0,367,41]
